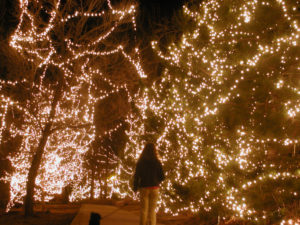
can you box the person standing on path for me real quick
[133,143,165,225]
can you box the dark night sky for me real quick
[138,0,185,18]
[0,0,20,40]
[137,0,186,29]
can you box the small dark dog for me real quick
[89,212,102,225]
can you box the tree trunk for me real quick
[99,175,103,199]
[24,84,61,216]
[90,162,95,200]
[104,150,108,199]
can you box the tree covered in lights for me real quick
[0,0,145,216]
[120,0,300,223]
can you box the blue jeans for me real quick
[139,188,159,225]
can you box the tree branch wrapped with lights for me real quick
[0,0,146,216]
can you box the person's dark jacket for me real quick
[133,159,165,192]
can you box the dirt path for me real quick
[70,204,165,225]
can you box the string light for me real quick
[1,0,299,223]
[119,0,300,222]
[1,0,145,211]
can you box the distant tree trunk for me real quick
[90,162,95,200]
[104,151,108,199]
[99,175,103,199]
[24,84,61,216]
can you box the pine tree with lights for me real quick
[120,0,300,223]
[0,0,145,216]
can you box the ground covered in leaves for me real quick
[0,212,76,225]
[0,204,79,225]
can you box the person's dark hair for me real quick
[139,142,159,161]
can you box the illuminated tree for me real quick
[121,0,300,223]
[84,133,125,200]
[0,0,145,216]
